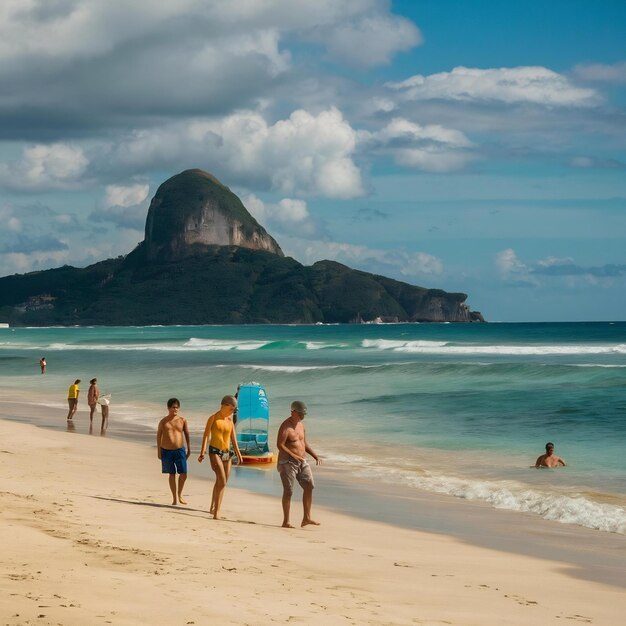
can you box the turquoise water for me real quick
[1,322,625,533]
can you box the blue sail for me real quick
[235,382,271,458]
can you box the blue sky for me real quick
[0,0,624,321]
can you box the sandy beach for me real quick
[1,415,624,626]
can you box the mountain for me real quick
[143,169,283,261]
[0,169,485,325]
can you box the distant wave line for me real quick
[0,338,348,352]
[2,338,626,357]
[362,339,626,355]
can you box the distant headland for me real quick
[0,169,484,326]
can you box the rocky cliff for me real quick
[0,169,485,325]
[143,169,283,261]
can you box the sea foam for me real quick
[321,451,626,534]
[362,339,626,356]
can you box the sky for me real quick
[0,0,625,322]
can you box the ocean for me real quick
[1,322,625,534]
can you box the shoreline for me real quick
[1,397,625,590]
[1,418,625,625]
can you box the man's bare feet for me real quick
[178,495,187,505]
[301,518,320,527]
[282,522,295,528]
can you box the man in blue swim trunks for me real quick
[157,398,191,505]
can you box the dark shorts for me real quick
[209,446,232,461]
[277,458,314,495]
[161,447,187,474]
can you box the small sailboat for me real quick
[235,382,274,464]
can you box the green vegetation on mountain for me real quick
[0,169,484,326]
[144,169,282,260]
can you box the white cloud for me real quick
[242,194,317,236]
[94,183,150,230]
[0,223,144,277]
[211,0,420,68]
[374,118,472,147]
[109,107,364,198]
[281,236,443,278]
[210,0,380,28]
[361,117,474,172]
[0,143,88,191]
[569,156,594,169]
[273,198,310,223]
[104,183,149,208]
[397,252,443,277]
[573,61,626,84]
[0,1,292,139]
[0,250,69,275]
[189,28,289,77]
[536,256,575,268]
[0,1,287,79]
[317,14,421,68]
[7,216,21,232]
[241,193,269,223]
[569,156,624,170]
[387,66,599,107]
[0,0,192,64]
[0,0,420,139]
[496,248,529,277]
[359,97,397,116]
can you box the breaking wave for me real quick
[362,339,626,356]
[323,451,626,534]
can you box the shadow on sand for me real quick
[88,495,279,528]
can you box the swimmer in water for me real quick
[535,442,566,468]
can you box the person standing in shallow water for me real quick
[66,379,80,421]
[276,400,321,528]
[99,395,110,433]
[535,442,566,468]
[198,395,243,520]
[157,398,191,505]
[39,357,46,374]
[87,378,99,422]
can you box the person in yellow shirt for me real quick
[66,379,81,421]
[198,395,243,519]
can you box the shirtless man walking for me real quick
[157,398,191,505]
[535,442,566,468]
[276,400,321,528]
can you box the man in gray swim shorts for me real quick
[276,400,321,528]
[279,457,315,491]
